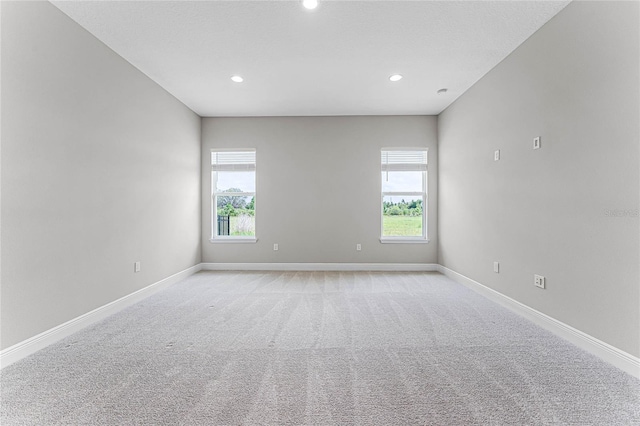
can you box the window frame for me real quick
[380,148,429,243]
[210,148,257,243]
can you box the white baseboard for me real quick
[437,265,640,379]
[3,262,637,380]
[200,262,439,272]
[0,264,202,369]
[1,262,431,368]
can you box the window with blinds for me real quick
[211,151,256,172]
[381,150,428,171]
[211,150,256,240]
[381,149,428,240]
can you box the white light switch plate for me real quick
[533,136,541,149]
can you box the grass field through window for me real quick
[383,215,422,237]
[229,215,255,236]
[226,215,422,237]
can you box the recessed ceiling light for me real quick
[437,88,448,94]
[303,0,318,10]
[389,74,403,82]
[231,75,244,83]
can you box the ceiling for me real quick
[51,0,571,117]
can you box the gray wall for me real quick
[1,1,202,350]
[438,1,639,357]
[202,116,438,264]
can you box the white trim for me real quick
[212,192,255,197]
[201,262,438,272]
[380,238,430,244]
[209,238,257,244]
[383,191,424,196]
[0,264,202,369]
[210,147,255,153]
[3,262,637,380]
[437,265,640,379]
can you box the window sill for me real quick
[209,238,258,244]
[379,238,430,244]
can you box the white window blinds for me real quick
[211,150,256,171]
[381,149,428,171]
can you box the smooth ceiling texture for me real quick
[51,1,570,117]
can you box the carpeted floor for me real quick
[1,271,639,425]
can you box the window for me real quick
[381,149,428,242]
[211,150,256,241]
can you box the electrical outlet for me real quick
[356,244,362,251]
[493,262,499,273]
[494,150,500,161]
[134,261,141,273]
[533,136,541,149]
[273,243,279,251]
[534,274,545,289]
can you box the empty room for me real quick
[1,0,639,424]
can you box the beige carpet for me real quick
[1,271,639,425]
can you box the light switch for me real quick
[533,136,541,149]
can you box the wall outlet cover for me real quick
[533,136,541,149]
